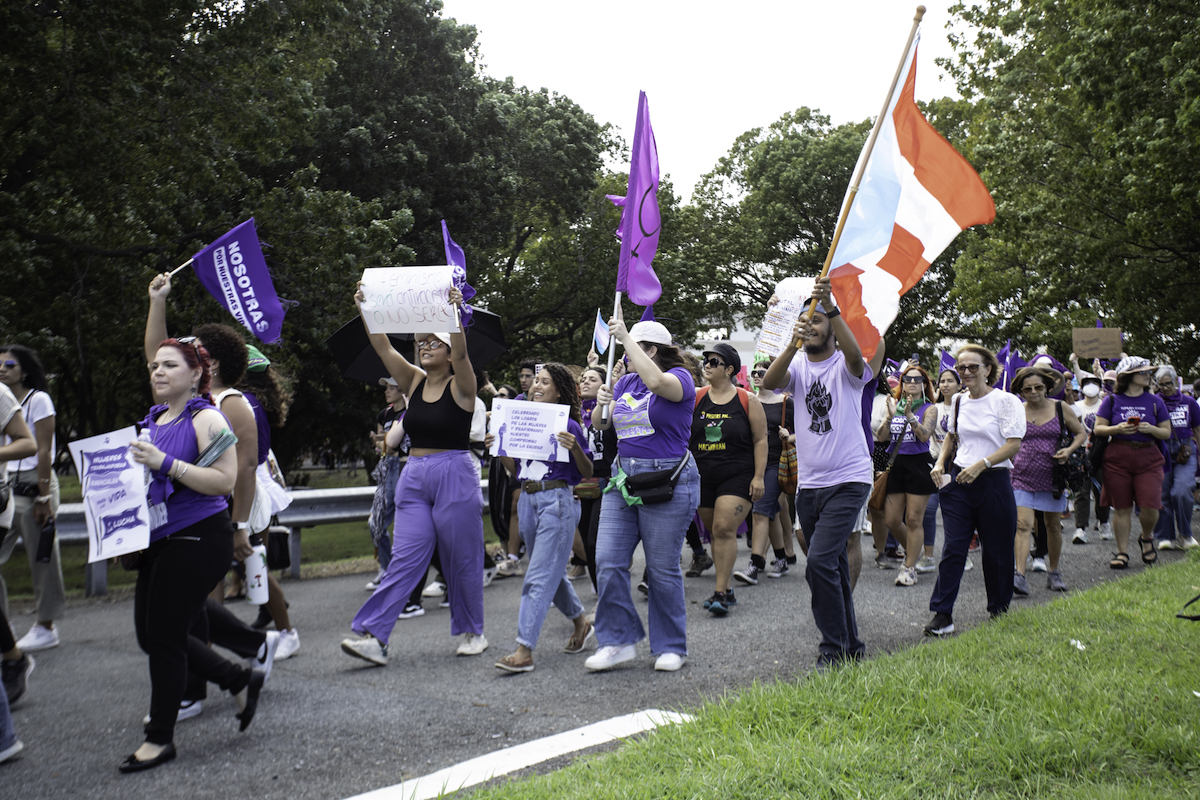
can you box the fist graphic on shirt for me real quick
[806,381,833,435]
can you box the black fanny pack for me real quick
[12,481,41,498]
[621,455,690,505]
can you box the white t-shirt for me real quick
[785,350,874,489]
[928,401,954,460]
[1072,397,1102,433]
[6,389,53,474]
[950,388,1026,470]
[0,384,22,528]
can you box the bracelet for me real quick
[176,463,189,481]
[825,306,841,319]
[160,454,175,477]
[236,521,249,531]
[34,495,51,504]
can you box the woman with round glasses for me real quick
[1092,356,1172,568]
[876,364,938,587]
[926,345,1025,636]
[690,343,766,615]
[1151,366,1200,550]
[1009,367,1086,594]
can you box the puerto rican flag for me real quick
[829,35,995,359]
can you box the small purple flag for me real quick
[191,219,285,343]
[939,349,955,374]
[610,92,663,306]
[441,220,475,329]
[640,305,656,322]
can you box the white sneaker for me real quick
[482,565,497,588]
[0,739,24,764]
[894,567,918,586]
[1072,528,1089,544]
[915,555,937,573]
[143,699,202,725]
[654,652,686,671]
[1157,538,1178,550]
[16,623,59,652]
[456,632,489,656]
[1181,536,1199,549]
[248,631,281,683]
[274,628,300,661]
[422,581,446,598]
[365,569,386,591]
[341,634,387,666]
[1030,557,1048,573]
[964,557,974,571]
[585,643,636,671]
[1099,522,1114,540]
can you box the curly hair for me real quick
[237,365,293,427]
[159,338,213,397]
[537,363,583,424]
[193,323,248,388]
[0,344,47,391]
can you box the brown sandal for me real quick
[1110,552,1129,570]
[494,652,534,673]
[1139,537,1158,565]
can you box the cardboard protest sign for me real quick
[359,266,459,334]
[1072,327,1122,359]
[68,427,151,563]
[488,399,569,462]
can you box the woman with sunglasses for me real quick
[1151,366,1200,550]
[926,345,1025,636]
[1009,367,1086,594]
[122,337,263,772]
[342,285,490,665]
[691,343,766,615]
[1092,356,1172,568]
[877,364,939,587]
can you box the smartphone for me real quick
[910,352,920,366]
[36,518,57,563]
[1126,415,1142,426]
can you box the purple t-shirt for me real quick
[891,402,934,456]
[141,397,231,542]
[785,351,874,489]
[611,367,697,460]
[243,391,271,465]
[1162,393,1200,440]
[1097,393,1169,442]
[516,418,591,485]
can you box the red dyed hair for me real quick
[158,338,213,397]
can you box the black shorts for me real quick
[698,460,753,508]
[886,452,937,495]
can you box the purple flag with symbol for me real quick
[441,219,476,329]
[191,219,285,343]
[609,92,662,306]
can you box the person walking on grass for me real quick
[761,277,873,669]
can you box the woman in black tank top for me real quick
[341,286,491,664]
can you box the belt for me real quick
[1111,440,1155,449]
[522,480,568,494]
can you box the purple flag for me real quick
[939,349,955,374]
[640,305,656,322]
[441,220,475,329]
[611,92,662,306]
[191,219,285,343]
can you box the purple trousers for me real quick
[352,451,484,644]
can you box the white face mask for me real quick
[1082,383,1100,398]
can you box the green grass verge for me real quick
[472,555,1200,800]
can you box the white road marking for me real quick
[343,708,694,800]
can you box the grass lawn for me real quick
[469,554,1200,800]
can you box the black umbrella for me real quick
[325,309,507,384]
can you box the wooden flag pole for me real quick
[167,258,194,278]
[599,290,623,426]
[797,4,926,342]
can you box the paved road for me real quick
[3,516,1178,800]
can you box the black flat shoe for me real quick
[236,668,265,732]
[118,742,177,773]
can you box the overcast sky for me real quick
[439,1,966,201]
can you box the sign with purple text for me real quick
[191,219,285,343]
[359,266,460,334]
[488,399,569,462]
[68,427,151,563]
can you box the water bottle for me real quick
[137,428,153,487]
[245,532,270,605]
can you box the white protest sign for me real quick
[755,276,815,359]
[68,427,151,563]
[359,266,460,334]
[489,399,569,462]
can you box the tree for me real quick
[944,0,1200,370]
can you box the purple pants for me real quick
[352,451,484,644]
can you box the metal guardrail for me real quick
[40,482,487,596]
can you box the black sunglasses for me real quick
[750,369,767,377]
[704,358,726,369]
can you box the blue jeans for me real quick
[1154,446,1196,541]
[922,492,940,548]
[595,456,700,657]
[516,488,584,650]
[0,669,14,752]
[797,482,870,660]
[931,468,1016,617]
[368,455,403,570]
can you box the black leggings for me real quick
[184,598,268,702]
[135,512,251,745]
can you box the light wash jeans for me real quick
[515,487,583,650]
[367,455,403,570]
[594,456,700,657]
[1154,446,1196,541]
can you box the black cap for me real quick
[702,342,741,373]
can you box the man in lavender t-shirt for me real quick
[762,277,873,669]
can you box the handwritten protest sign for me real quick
[489,399,569,462]
[1072,327,1122,359]
[756,298,802,359]
[68,427,150,563]
[359,266,459,334]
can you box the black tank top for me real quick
[689,391,754,470]
[404,377,472,450]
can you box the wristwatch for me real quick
[236,521,250,531]
[983,457,993,469]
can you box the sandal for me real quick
[1109,552,1129,570]
[1139,537,1158,565]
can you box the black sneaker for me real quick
[703,592,729,616]
[724,589,738,606]
[923,612,954,637]
[637,579,649,596]
[2,654,34,704]
[733,562,760,585]
[685,552,713,577]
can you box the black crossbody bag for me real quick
[621,454,690,505]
